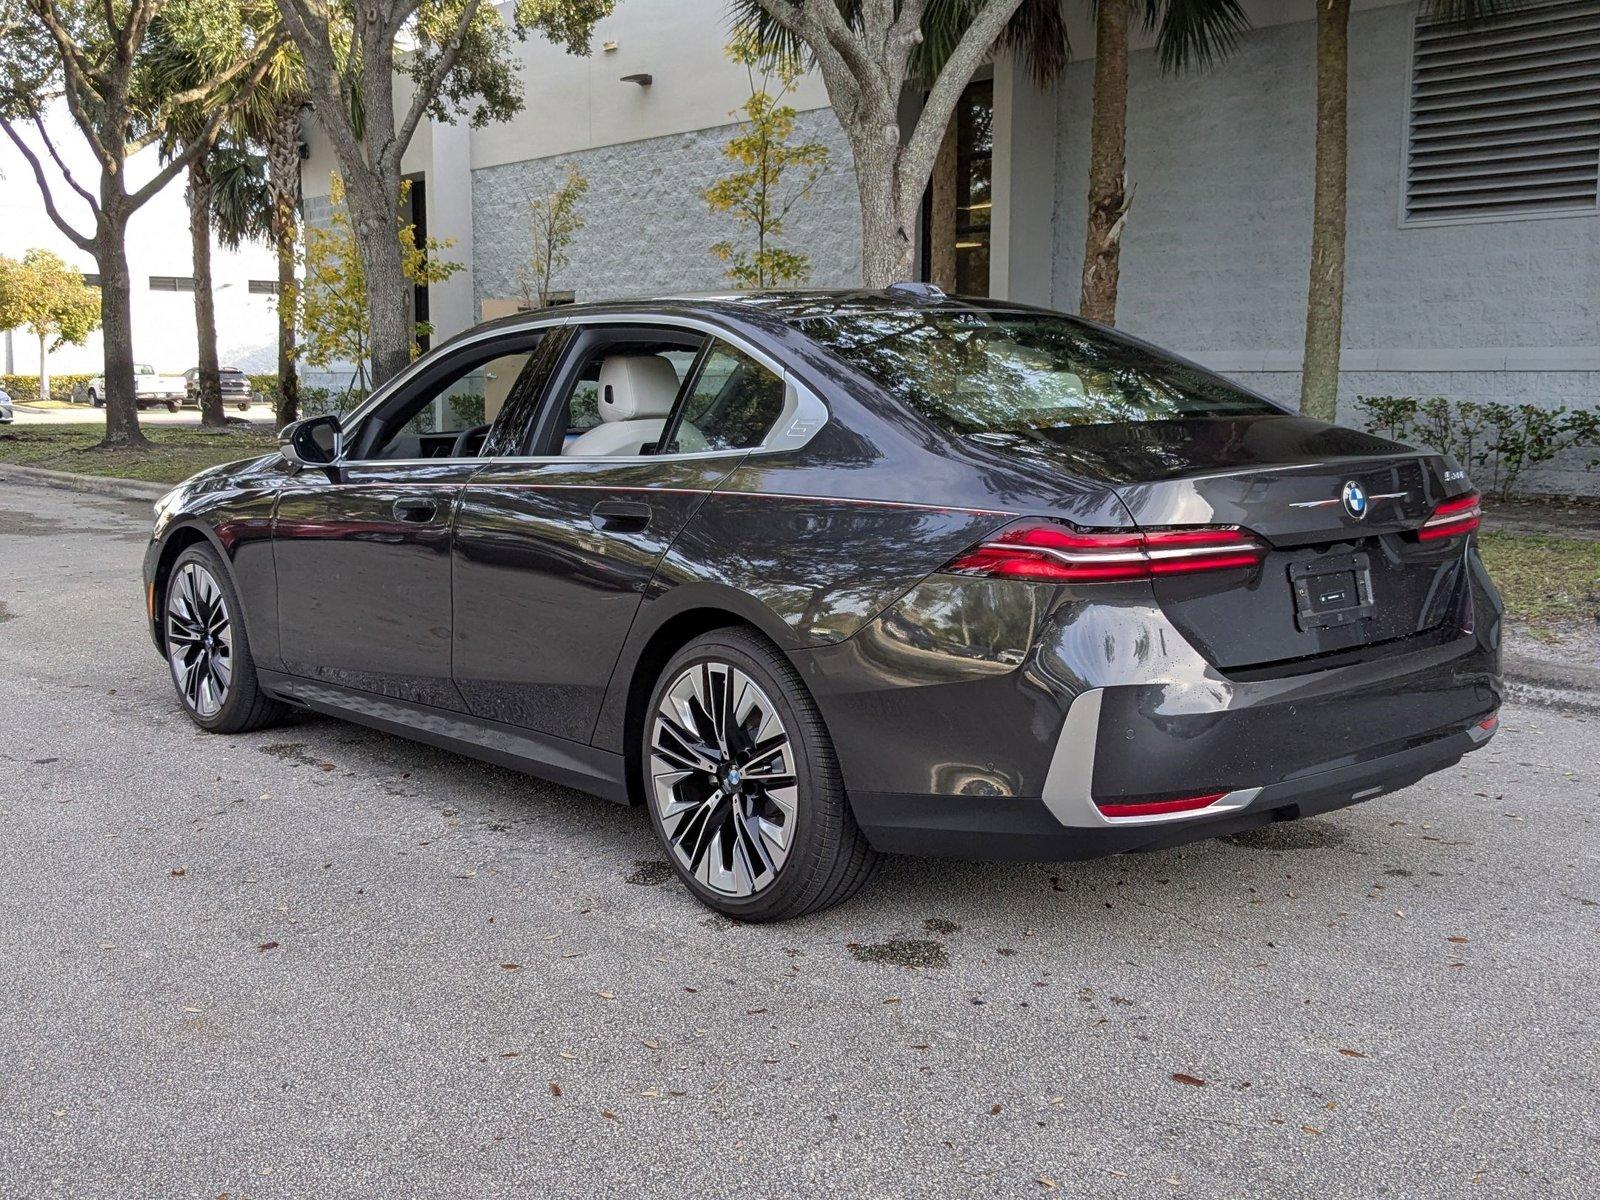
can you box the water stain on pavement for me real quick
[848,938,949,969]
[1222,818,1349,851]
[258,742,329,769]
[626,860,673,886]
[0,601,12,623]
[921,917,961,935]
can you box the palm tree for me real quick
[1080,0,1247,323]
[231,38,312,430]
[735,0,1248,325]
[1299,0,1504,421]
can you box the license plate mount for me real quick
[1289,551,1376,631]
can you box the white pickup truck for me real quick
[79,363,188,411]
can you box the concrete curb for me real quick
[0,463,168,503]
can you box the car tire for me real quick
[237,400,251,412]
[88,389,101,407]
[163,543,289,734]
[165,400,178,413]
[641,627,878,921]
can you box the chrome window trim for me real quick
[334,311,827,468]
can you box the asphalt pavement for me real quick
[0,481,1595,1198]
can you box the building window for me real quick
[1405,0,1600,225]
[81,273,101,286]
[149,275,197,291]
[953,78,993,295]
[248,280,280,295]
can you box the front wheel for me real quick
[165,400,178,413]
[642,628,878,921]
[163,544,289,733]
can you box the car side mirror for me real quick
[279,414,342,469]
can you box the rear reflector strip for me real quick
[1095,792,1229,820]
[1418,490,1481,541]
[945,522,1268,584]
[1476,713,1499,732]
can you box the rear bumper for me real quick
[854,710,1496,860]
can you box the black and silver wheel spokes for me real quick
[166,562,233,718]
[650,662,798,898]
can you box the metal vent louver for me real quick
[1407,0,1600,222]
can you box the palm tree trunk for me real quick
[1300,0,1350,423]
[188,159,226,428]
[268,97,303,430]
[1080,0,1132,324]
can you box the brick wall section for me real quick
[470,110,862,307]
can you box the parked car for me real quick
[0,388,12,424]
[80,363,187,411]
[183,367,252,411]
[142,288,1503,920]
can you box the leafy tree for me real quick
[272,0,614,387]
[1299,0,1503,421]
[734,0,1243,319]
[0,0,280,447]
[733,0,1032,287]
[299,174,461,394]
[518,164,588,308]
[705,37,829,289]
[0,249,102,400]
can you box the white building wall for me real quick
[0,106,282,379]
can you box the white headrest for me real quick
[597,355,680,422]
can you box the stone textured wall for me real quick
[471,109,861,307]
[1050,2,1599,491]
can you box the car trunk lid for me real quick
[1001,416,1473,671]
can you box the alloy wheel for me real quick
[650,661,798,898]
[166,562,233,719]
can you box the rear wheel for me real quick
[164,544,288,733]
[642,628,878,921]
[165,400,178,413]
[87,388,100,407]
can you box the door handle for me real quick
[393,497,438,523]
[590,499,652,533]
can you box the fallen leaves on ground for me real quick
[1171,1073,1206,1087]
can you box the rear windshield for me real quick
[793,308,1282,433]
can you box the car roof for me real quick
[458,288,1058,342]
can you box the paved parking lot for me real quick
[5,404,269,427]
[1,480,1595,1198]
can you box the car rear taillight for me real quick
[1417,490,1481,541]
[1096,792,1228,819]
[943,521,1268,583]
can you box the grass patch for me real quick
[0,422,277,485]
[1478,531,1600,627]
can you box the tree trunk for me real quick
[37,330,50,402]
[268,97,304,430]
[95,215,147,449]
[1080,0,1132,325]
[350,175,411,388]
[929,118,959,293]
[1300,0,1351,423]
[188,159,226,428]
[855,130,913,288]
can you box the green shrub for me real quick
[1355,394,1600,500]
[0,373,96,404]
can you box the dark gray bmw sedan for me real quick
[143,288,1502,919]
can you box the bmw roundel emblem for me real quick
[1341,480,1369,520]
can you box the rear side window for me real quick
[793,308,1281,434]
[668,342,787,452]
